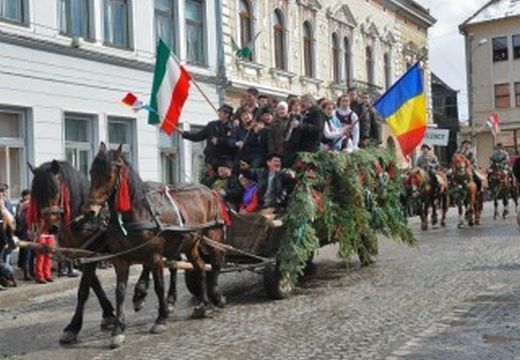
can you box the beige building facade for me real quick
[219,0,435,163]
[460,0,520,167]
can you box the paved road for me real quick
[1,203,520,360]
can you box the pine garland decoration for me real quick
[277,148,416,281]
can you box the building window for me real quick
[492,36,508,62]
[0,109,26,199]
[343,37,351,86]
[515,82,520,107]
[494,83,510,108]
[332,33,340,83]
[64,113,94,177]
[239,0,252,61]
[273,9,285,70]
[303,21,314,78]
[384,53,391,90]
[0,0,25,23]
[155,0,176,52]
[159,132,180,184]
[104,0,130,48]
[513,34,520,60]
[107,117,135,165]
[185,0,205,65]
[59,0,91,38]
[366,46,374,85]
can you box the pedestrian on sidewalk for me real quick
[34,232,56,284]
[15,189,34,281]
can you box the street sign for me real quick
[423,128,450,147]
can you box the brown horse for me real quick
[450,154,487,228]
[405,167,448,230]
[84,143,225,349]
[488,166,518,220]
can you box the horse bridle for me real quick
[85,160,125,212]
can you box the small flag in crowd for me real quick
[486,112,500,138]
[121,92,155,113]
[148,39,192,135]
[373,63,427,157]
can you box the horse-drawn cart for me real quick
[184,211,295,300]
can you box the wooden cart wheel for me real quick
[263,262,294,300]
[184,270,201,298]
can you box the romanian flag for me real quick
[374,63,426,157]
[148,39,192,135]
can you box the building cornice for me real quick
[0,30,221,84]
[383,0,436,29]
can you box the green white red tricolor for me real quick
[148,39,192,135]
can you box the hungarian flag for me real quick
[486,112,500,138]
[148,39,191,135]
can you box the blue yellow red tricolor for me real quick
[374,63,426,157]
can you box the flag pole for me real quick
[168,50,219,115]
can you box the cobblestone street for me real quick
[2,203,520,360]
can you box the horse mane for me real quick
[91,150,149,208]
[31,161,88,217]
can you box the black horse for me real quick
[29,160,118,343]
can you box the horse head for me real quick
[29,160,86,235]
[405,168,426,197]
[451,154,471,179]
[85,142,142,218]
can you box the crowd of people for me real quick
[0,185,79,291]
[179,87,382,213]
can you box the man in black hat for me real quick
[179,104,236,170]
[417,143,440,195]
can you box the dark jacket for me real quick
[297,105,324,153]
[203,175,243,209]
[231,126,268,167]
[268,115,289,155]
[182,120,235,166]
[350,99,363,117]
[254,169,294,208]
[360,104,381,144]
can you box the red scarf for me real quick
[114,166,131,213]
[61,184,71,228]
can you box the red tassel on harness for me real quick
[212,190,231,227]
[114,166,131,213]
[61,184,71,228]
[27,196,40,225]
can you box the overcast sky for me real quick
[415,0,490,121]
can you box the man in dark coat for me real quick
[180,104,235,169]
[293,94,324,153]
[248,154,295,210]
[347,87,363,117]
[360,92,381,147]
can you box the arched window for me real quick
[239,0,252,60]
[344,37,351,86]
[303,21,314,78]
[384,53,391,90]
[366,46,374,85]
[332,33,340,83]
[273,9,286,70]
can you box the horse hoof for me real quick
[212,295,227,308]
[469,222,474,227]
[133,299,145,313]
[167,303,175,314]
[191,305,206,319]
[421,225,428,231]
[110,334,125,349]
[457,223,464,229]
[476,220,481,226]
[441,221,446,227]
[59,331,78,345]
[150,323,168,334]
[100,316,118,331]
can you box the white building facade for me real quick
[0,0,222,199]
